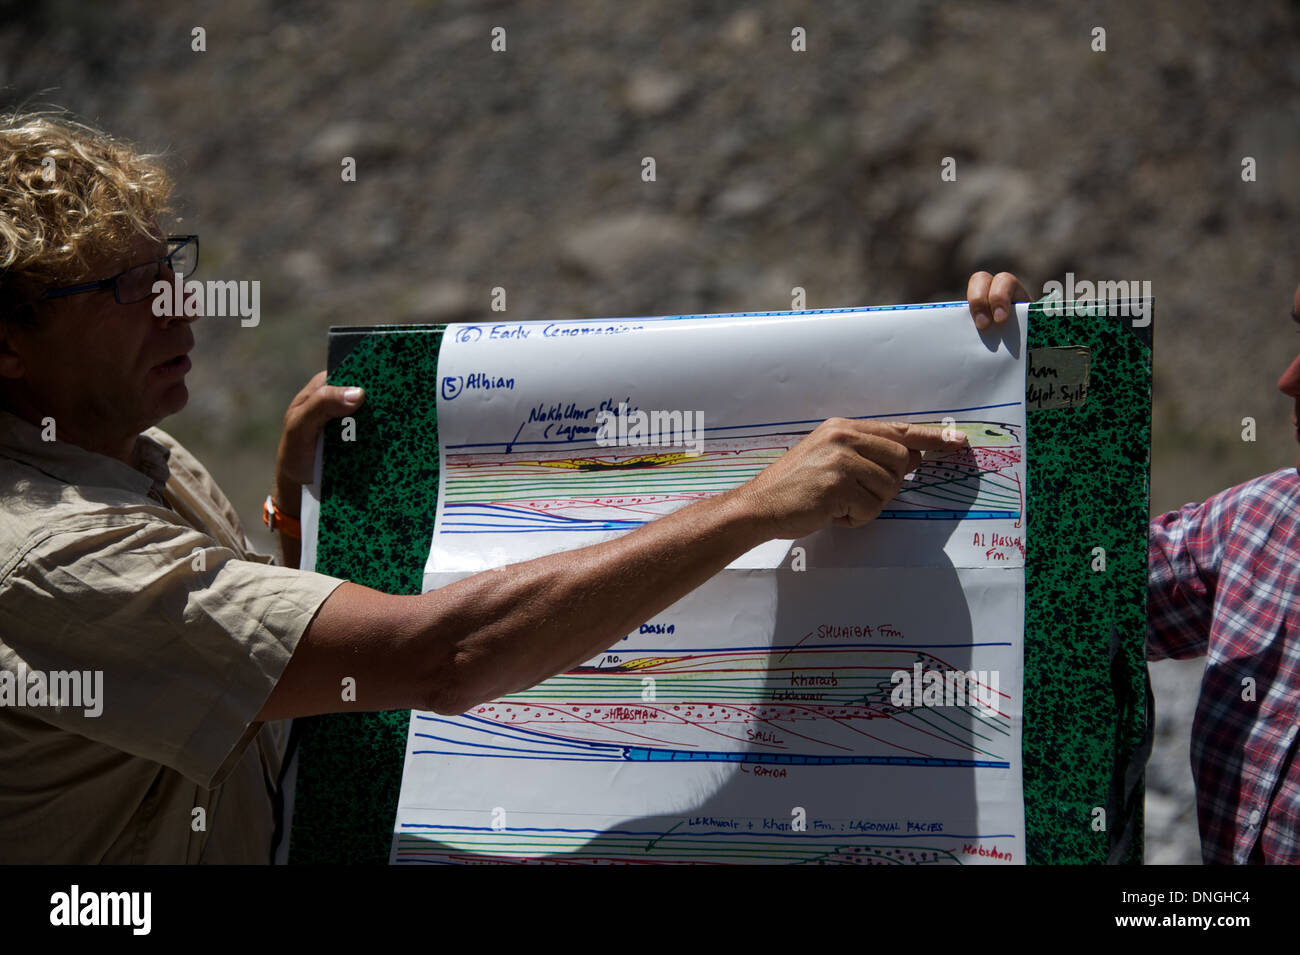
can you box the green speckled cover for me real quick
[1024,301,1151,864]
[289,304,1150,864]
[289,325,442,865]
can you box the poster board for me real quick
[287,298,1151,865]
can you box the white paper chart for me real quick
[395,302,1028,865]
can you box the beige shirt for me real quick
[0,410,344,863]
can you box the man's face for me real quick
[1280,281,1300,472]
[2,224,195,449]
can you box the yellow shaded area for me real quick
[617,656,675,671]
[532,452,693,470]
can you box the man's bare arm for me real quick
[257,418,965,721]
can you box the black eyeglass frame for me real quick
[39,235,200,305]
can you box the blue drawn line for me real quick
[412,730,625,758]
[398,822,1017,842]
[417,713,626,752]
[506,419,526,454]
[409,747,1008,769]
[421,642,1014,654]
[411,730,1009,769]
[442,504,601,526]
[412,751,619,762]
[622,749,1008,768]
[448,301,980,332]
[440,503,645,533]
[880,510,1018,520]
[411,733,592,758]
[606,301,975,322]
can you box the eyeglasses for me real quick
[41,235,199,306]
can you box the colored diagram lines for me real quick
[393,827,969,865]
[439,438,782,533]
[438,421,1022,535]
[411,645,1012,768]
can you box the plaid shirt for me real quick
[1148,467,1300,864]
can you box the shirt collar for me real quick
[0,409,172,499]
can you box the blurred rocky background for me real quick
[5,0,1298,864]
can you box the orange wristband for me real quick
[263,495,302,540]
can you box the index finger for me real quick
[856,420,968,451]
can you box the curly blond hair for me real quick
[0,109,173,317]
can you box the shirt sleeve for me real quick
[1146,489,1233,661]
[0,513,344,787]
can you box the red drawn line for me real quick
[513,702,698,748]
